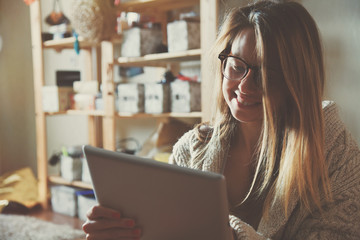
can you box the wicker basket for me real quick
[70,0,117,44]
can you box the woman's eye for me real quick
[234,66,246,73]
[231,64,246,73]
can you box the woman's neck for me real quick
[237,121,262,154]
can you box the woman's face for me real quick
[222,28,263,123]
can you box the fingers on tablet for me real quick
[87,205,122,220]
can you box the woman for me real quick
[83,1,360,239]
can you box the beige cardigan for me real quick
[170,101,360,239]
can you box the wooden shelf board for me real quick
[116,49,201,67]
[49,176,93,189]
[117,111,202,119]
[167,111,203,118]
[43,36,94,50]
[44,110,201,118]
[66,110,105,116]
[45,110,105,116]
[118,0,199,13]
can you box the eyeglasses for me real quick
[218,49,261,86]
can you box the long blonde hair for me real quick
[198,1,331,214]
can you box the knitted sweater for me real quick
[170,101,360,239]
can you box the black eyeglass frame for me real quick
[218,49,261,81]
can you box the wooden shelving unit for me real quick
[30,0,218,208]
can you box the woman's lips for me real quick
[236,95,262,106]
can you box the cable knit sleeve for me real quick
[229,215,268,240]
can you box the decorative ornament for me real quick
[70,0,117,44]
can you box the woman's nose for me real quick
[238,69,260,94]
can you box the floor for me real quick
[29,207,85,230]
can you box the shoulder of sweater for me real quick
[171,124,215,167]
[323,101,346,152]
[172,123,214,151]
[173,128,198,149]
[171,128,200,167]
[323,100,360,178]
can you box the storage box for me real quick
[95,95,120,112]
[167,20,200,52]
[56,70,80,87]
[51,185,81,217]
[42,86,73,112]
[73,94,96,110]
[144,83,170,114]
[77,190,97,221]
[73,81,99,95]
[61,155,82,182]
[121,27,163,57]
[170,80,201,113]
[118,83,145,114]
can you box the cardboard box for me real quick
[170,80,201,113]
[144,83,170,114]
[167,20,200,52]
[121,27,163,57]
[118,83,145,114]
[61,155,82,182]
[51,185,81,217]
[42,86,73,112]
[77,190,97,221]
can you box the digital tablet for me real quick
[82,145,232,240]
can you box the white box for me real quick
[73,81,99,95]
[77,190,97,221]
[73,94,96,110]
[171,80,201,113]
[61,155,82,182]
[121,27,163,57]
[42,86,73,112]
[167,20,200,52]
[118,83,144,114]
[95,96,120,112]
[51,185,81,217]
[144,83,170,114]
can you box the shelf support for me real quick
[30,0,48,209]
[84,47,103,147]
[101,41,116,151]
[200,0,219,122]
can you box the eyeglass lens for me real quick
[222,57,248,80]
